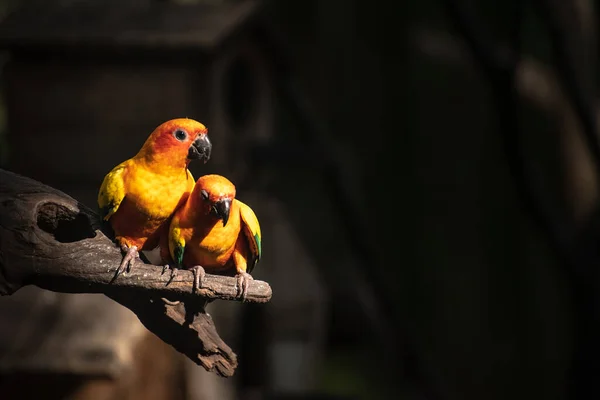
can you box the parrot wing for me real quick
[185,168,195,188]
[236,199,261,273]
[169,221,186,268]
[98,161,128,221]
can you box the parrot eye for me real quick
[173,129,188,142]
[201,189,209,200]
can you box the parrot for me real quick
[164,174,261,300]
[98,118,212,278]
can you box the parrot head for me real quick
[137,118,212,167]
[194,174,236,227]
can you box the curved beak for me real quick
[188,134,212,164]
[213,198,232,227]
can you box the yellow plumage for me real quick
[167,174,262,298]
[97,118,211,276]
[237,199,262,273]
[99,157,195,251]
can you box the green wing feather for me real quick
[170,224,186,268]
[97,162,128,221]
[237,199,262,273]
[174,244,185,267]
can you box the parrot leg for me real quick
[190,265,206,293]
[235,272,254,301]
[114,244,139,279]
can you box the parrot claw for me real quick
[166,266,179,286]
[235,272,254,301]
[190,265,206,293]
[112,245,139,281]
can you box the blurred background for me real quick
[0,0,599,399]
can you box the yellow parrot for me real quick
[166,174,261,299]
[98,118,212,278]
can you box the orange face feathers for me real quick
[194,174,237,204]
[137,118,211,168]
[189,175,236,226]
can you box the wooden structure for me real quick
[0,0,263,206]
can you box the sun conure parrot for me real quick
[165,174,262,300]
[98,118,212,278]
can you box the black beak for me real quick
[213,198,232,226]
[188,135,212,164]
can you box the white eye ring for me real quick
[173,129,188,141]
[201,189,209,200]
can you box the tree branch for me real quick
[0,168,272,377]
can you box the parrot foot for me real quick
[113,245,139,281]
[190,265,206,293]
[235,271,254,301]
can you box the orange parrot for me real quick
[164,174,261,300]
[98,118,212,278]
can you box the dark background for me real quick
[0,0,597,399]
